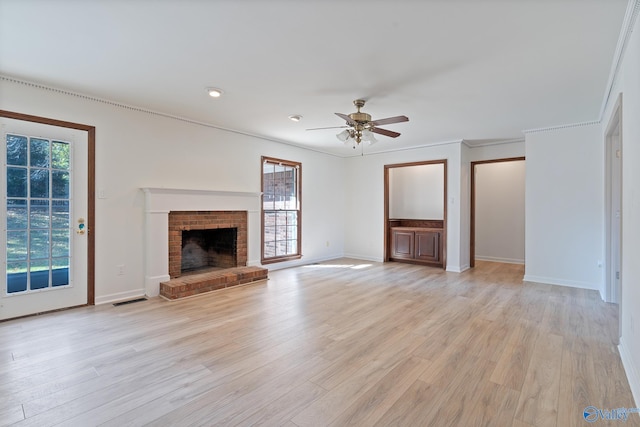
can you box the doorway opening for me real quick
[605,95,622,341]
[470,157,525,268]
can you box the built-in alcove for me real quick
[384,160,447,268]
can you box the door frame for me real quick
[470,156,525,268]
[604,94,623,341]
[1,109,95,306]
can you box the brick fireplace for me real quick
[162,209,266,299]
[142,188,263,297]
[168,210,247,278]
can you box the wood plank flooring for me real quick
[0,259,637,426]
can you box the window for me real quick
[261,156,301,264]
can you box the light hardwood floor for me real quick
[0,259,637,426]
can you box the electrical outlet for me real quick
[326,241,330,247]
[117,265,125,276]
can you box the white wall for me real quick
[524,123,604,290]
[343,142,463,271]
[475,160,525,263]
[600,0,640,405]
[389,163,444,219]
[0,79,346,303]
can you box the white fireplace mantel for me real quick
[141,188,262,297]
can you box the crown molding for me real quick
[522,120,601,135]
[0,74,344,158]
[343,139,464,158]
[599,0,640,121]
[1,74,461,159]
[461,138,525,148]
[523,0,639,137]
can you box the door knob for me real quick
[77,218,86,235]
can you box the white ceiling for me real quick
[0,0,628,156]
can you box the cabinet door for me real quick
[391,230,414,259]
[415,231,440,262]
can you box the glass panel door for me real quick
[1,117,88,320]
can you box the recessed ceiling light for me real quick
[288,114,303,122]
[206,87,224,98]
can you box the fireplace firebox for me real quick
[168,210,248,278]
[181,228,237,273]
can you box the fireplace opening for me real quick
[168,211,248,278]
[181,228,237,274]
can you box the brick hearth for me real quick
[160,266,268,300]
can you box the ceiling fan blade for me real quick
[306,126,349,131]
[335,112,357,126]
[371,127,401,138]
[369,115,409,127]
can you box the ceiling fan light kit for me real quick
[362,129,377,145]
[337,129,351,142]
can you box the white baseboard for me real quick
[95,289,146,305]
[475,256,524,264]
[619,337,640,407]
[447,264,469,273]
[599,288,607,302]
[523,274,598,290]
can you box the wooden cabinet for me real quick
[391,229,415,259]
[414,230,440,263]
[390,226,443,267]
